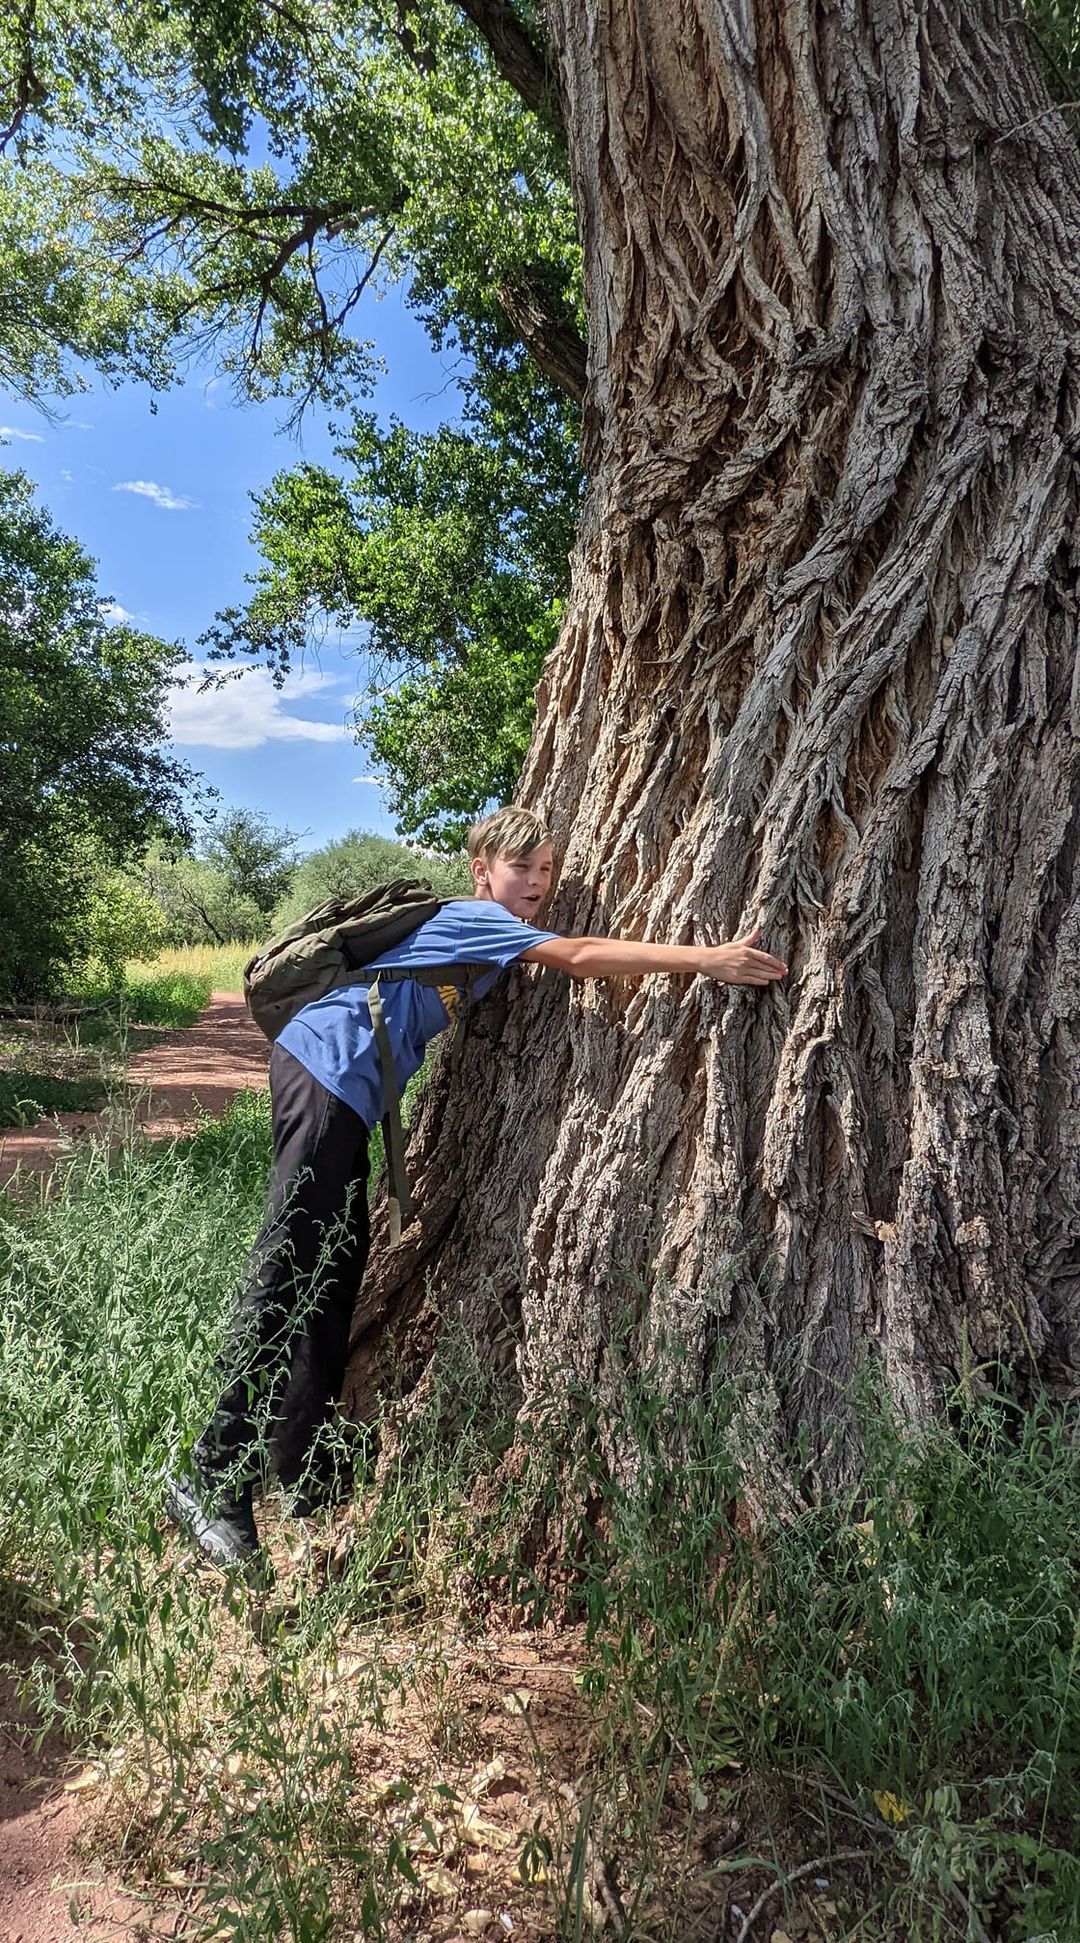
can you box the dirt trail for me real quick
[0,992,269,1193]
[1,992,268,1937]
[0,1666,150,1943]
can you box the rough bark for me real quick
[347,0,1080,1492]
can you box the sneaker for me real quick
[163,1467,263,1570]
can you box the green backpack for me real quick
[244,878,483,1244]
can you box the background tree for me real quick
[199,807,301,922]
[206,407,580,844]
[1,0,584,838]
[274,829,470,927]
[0,466,191,998]
[138,809,300,946]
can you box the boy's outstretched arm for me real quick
[520,925,787,986]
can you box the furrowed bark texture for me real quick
[348,0,1080,1483]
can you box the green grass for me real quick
[124,942,250,1003]
[0,1102,1076,1940]
[544,1353,1080,1940]
[65,942,251,1029]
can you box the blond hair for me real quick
[467,805,551,863]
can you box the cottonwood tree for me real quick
[350,0,1080,1485]
[5,2,1079,1481]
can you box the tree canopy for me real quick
[1,0,587,840]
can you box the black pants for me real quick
[195,1043,371,1497]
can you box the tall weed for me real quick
[556,1344,1080,1939]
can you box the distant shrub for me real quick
[270,828,470,932]
[75,872,168,993]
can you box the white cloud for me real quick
[113,479,199,511]
[0,425,44,442]
[99,601,138,623]
[60,468,75,484]
[353,775,385,787]
[168,664,351,750]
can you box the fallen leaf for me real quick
[872,1788,911,1825]
[470,1756,507,1796]
[63,1765,102,1794]
[503,1688,532,1715]
[462,1913,495,1937]
[422,1862,459,1899]
[458,1802,508,1850]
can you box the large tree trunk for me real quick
[347,0,1080,1489]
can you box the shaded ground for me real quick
[0,993,268,1193]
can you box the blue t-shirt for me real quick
[276,897,560,1129]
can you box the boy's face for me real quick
[471,841,554,920]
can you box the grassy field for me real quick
[90,942,252,1022]
[0,950,1077,1938]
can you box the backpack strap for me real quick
[367,978,410,1249]
[364,964,485,1248]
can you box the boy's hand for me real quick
[698,926,787,985]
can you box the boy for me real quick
[166,806,786,1567]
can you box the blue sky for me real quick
[1,282,465,853]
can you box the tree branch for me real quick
[115,182,390,232]
[452,0,562,130]
[0,0,47,152]
[496,273,587,401]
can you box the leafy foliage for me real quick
[1,0,579,413]
[137,808,300,947]
[75,871,169,993]
[199,806,302,920]
[0,467,192,998]
[207,399,579,845]
[1025,0,1080,103]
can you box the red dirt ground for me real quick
[0,992,269,1194]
